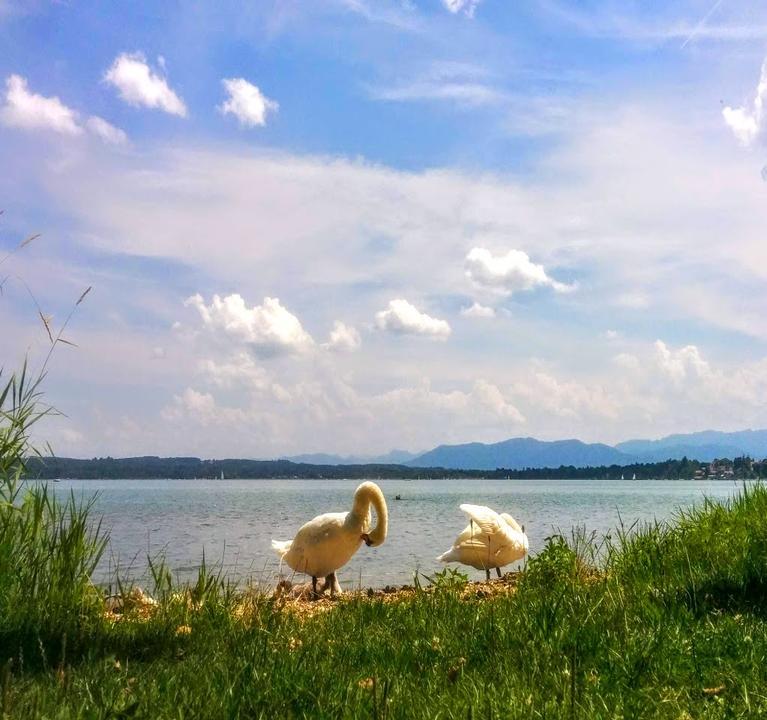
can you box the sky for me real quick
[2,0,767,459]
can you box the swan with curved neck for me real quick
[272,481,388,597]
[438,504,528,581]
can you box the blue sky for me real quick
[2,0,767,458]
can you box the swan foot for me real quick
[325,573,342,597]
[496,567,502,579]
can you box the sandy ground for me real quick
[102,573,523,624]
[268,573,522,618]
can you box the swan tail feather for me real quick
[271,539,292,559]
[437,548,459,563]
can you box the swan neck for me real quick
[352,482,388,547]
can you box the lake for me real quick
[49,478,748,590]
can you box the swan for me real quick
[271,481,388,597]
[437,504,528,581]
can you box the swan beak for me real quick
[361,533,373,547]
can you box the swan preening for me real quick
[272,481,388,597]
[438,504,528,581]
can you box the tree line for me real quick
[23,455,767,480]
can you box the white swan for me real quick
[437,504,528,580]
[271,481,388,597]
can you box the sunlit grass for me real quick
[4,365,767,717]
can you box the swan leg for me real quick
[485,568,490,582]
[496,567,502,579]
[325,573,342,597]
[312,576,319,599]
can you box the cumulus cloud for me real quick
[472,379,525,422]
[723,59,767,146]
[0,75,128,144]
[162,388,219,424]
[513,370,621,422]
[104,52,187,117]
[185,293,314,357]
[465,247,573,296]
[442,0,481,17]
[325,321,361,352]
[613,352,640,372]
[375,299,451,340]
[219,78,278,127]
[654,340,710,384]
[1,74,82,135]
[86,115,128,145]
[460,302,495,318]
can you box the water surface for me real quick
[50,478,746,589]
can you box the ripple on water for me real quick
[50,477,747,588]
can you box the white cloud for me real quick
[162,388,242,426]
[604,329,620,340]
[370,60,503,108]
[513,369,623,422]
[325,321,361,351]
[613,352,640,372]
[1,74,82,135]
[442,0,481,18]
[472,379,525,422]
[465,247,573,296]
[375,299,451,339]
[219,78,278,127]
[0,75,128,145]
[654,340,710,384]
[723,58,767,147]
[616,292,649,309]
[460,302,495,318]
[338,0,420,30]
[200,353,268,389]
[199,353,292,401]
[86,115,128,145]
[373,81,501,106]
[185,293,314,357]
[104,52,187,117]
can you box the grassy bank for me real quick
[4,374,767,718]
[3,475,767,718]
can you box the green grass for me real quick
[3,486,767,719]
[4,370,767,717]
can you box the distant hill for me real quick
[283,449,418,465]
[26,430,767,480]
[616,430,767,462]
[408,437,633,471]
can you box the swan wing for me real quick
[459,504,505,536]
[500,512,523,533]
[281,511,364,577]
[460,504,525,554]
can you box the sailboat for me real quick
[632,473,637,481]
[220,470,225,480]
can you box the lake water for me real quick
[49,478,747,590]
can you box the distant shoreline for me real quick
[26,455,766,481]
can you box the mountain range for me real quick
[285,429,767,471]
